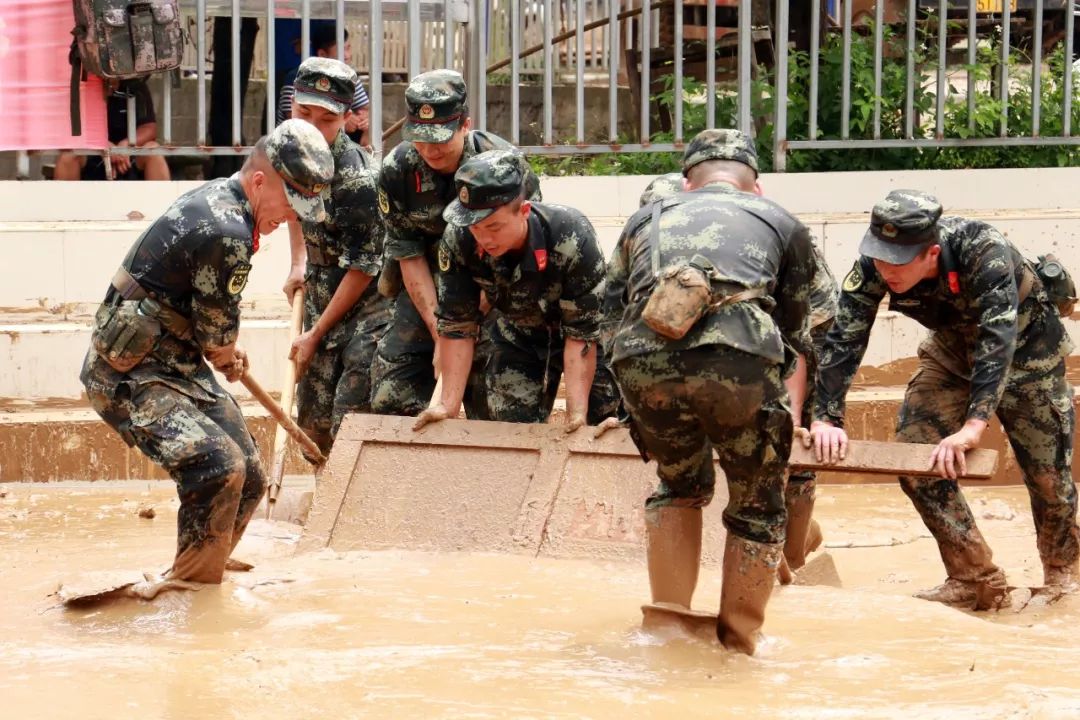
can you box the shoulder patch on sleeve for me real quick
[378,188,390,215]
[438,245,452,273]
[227,264,251,295]
[842,265,863,293]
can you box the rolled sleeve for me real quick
[435,232,482,339]
[559,226,606,342]
[190,235,251,351]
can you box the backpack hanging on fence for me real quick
[69,0,184,136]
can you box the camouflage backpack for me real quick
[69,0,184,135]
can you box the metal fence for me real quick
[66,0,1080,169]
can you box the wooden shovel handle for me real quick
[265,290,308,513]
[241,369,326,467]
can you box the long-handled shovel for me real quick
[264,289,307,519]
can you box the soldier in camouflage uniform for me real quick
[412,150,616,430]
[281,58,391,455]
[606,130,814,655]
[810,190,1080,604]
[373,69,541,417]
[638,171,839,577]
[80,120,334,590]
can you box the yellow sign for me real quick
[975,0,1017,13]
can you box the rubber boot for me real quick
[645,506,703,608]
[1044,560,1080,592]
[717,533,783,655]
[914,539,1006,607]
[783,484,823,571]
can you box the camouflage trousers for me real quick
[788,319,833,501]
[297,313,389,456]
[481,333,621,424]
[614,345,792,545]
[370,292,487,417]
[81,351,266,584]
[896,349,1080,577]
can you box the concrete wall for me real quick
[3,167,1080,402]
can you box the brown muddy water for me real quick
[2,481,1079,720]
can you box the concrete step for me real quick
[0,390,1059,485]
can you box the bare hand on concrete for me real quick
[793,426,812,448]
[809,420,848,464]
[929,420,985,479]
[564,411,587,434]
[413,404,451,431]
[290,330,320,378]
[592,416,624,439]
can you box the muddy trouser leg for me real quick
[785,321,829,566]
[463,313,497,420]
[297,339,343,457]
[485,337,561,424]
[370,294,437,416]
[995,361,1080,576]
[330,319,387,438]
[126,383,262,584]
[895,355,1000,582]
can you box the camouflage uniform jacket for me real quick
[379,130,541,273]
[81,177,256,401]
[815,215,1074,425]
[604,183,815,366]
[436,203,606,346]
[302,130,385,348]
[808,242,839,329]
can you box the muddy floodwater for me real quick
[2,481,1079,720]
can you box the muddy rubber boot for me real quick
[783,485,822,571]
[1044,560,1080,592]
[717,533,783,656]
[914,540,1005,607]
[645,506,703,608]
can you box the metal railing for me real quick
[62,0,1080,170]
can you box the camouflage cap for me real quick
[265,119,334,223]
[860,189,943,265]
[443,149,526,227]
[403,69,468,144]
[682,128,759,177]
[293,57,357,116]
[639,172,685,207]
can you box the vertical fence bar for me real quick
[266,0,276,131]
[577,0,585,144]
[231,0,241,145]
[445,0,455,68]
[408,0,422,78]
[641,0,651,142]
[608,0,619,142]
[935,0,944,139]
[738,0,751,132]
[336,0,345,61]
[163,71,172,143]
[370,0,383,153]
[1001,0,1011,137]
[841,0,851,139]
[301,0,310,61]
[543,0,553,144]
[809,0,820,139]
[1067,0,1075,137]
[706,0,716,128]
[476,0,487,130]
[872,0,883,139]
[196,0,206,145]
[904,0,915,139]
[511,0,521,144]
[127,94,137,145]
[967,0,976,131]
[1032,0,1043,136]
[674,0,683,143]
[773,0,788,171]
